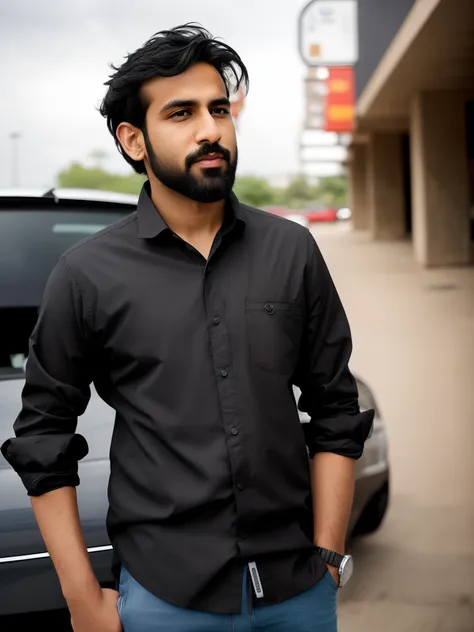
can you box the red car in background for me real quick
[265,207,340,224]
[306,208,338,223]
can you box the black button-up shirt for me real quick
[1,184,373,613]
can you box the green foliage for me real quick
[56,154,347,209]
[279,175,318,209]
[232,176,277,208]
[234,174,348,210]
[313,176,348,208]
[57,162,146,195]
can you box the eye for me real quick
[212,107,231,116]
[170,110,192,119]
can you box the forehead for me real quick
[142,63,228,110]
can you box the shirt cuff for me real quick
[26,472,81,497]
[1,433,88,496]
[303,409,375,459]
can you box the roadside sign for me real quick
[324,67,355,132]
[298,0,358,67]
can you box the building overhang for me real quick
[356,0,474,131]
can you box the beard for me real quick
[143,131,237,203]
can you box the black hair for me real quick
[99,23,249,174]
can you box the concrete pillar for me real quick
[348,144,369,230]
[367,133,406,240]
[410,91,471,266]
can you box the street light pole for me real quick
[10,132,21,187]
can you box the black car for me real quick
[0,188,390,625]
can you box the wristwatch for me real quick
[315,546,354,587]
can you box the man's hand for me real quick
[326,564,340,588]
[69,587,121,632]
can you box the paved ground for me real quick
[310,223,474,632]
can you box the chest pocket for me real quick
[245,300,303,375]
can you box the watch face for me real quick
[339,555,354,587]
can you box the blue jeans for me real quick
[118,565,338,631]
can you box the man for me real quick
[1,24,373,632]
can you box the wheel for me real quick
[353,480,389,536]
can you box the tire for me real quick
[353,479,389,536]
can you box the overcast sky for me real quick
[0,0,312,189]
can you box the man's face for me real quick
[140,63,238,203]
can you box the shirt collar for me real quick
[136,181,246,239]
[136,182,168,239]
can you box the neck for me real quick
[148,178,225,241]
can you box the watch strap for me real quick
[315,546,344,569]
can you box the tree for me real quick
[89,149,108,168]
[57,162,145,195]
[314,176,348,208]
[280,175,318,209]
[233,176,277,208]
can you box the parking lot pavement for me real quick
[311,223,474,632]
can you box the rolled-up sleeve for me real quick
[295,232,374,459]
[1,256,92,495]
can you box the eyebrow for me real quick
[160,97,231,113]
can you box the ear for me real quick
[116,123,145,163]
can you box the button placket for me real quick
[204,265,248,539]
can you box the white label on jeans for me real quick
[248,562,264,598]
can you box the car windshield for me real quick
[0,205,129,376]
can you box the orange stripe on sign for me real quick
[324,67,355,132]
[328,105,354,122]
[329,79,350,93]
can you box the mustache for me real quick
[186,143,231,169]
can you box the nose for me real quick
[195,111,222,146]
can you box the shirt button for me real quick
[213,316,220,326]
[220,369,228,378]
[230,427,239,436]
[264,303,275,315]
[237,483,244,491]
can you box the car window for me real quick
[0,205,130,373]
[0,208,129,308]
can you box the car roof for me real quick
[0,187,139,207]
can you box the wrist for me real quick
[62,571,102,605]
[314,539,345,556]
[317,547,354,588]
